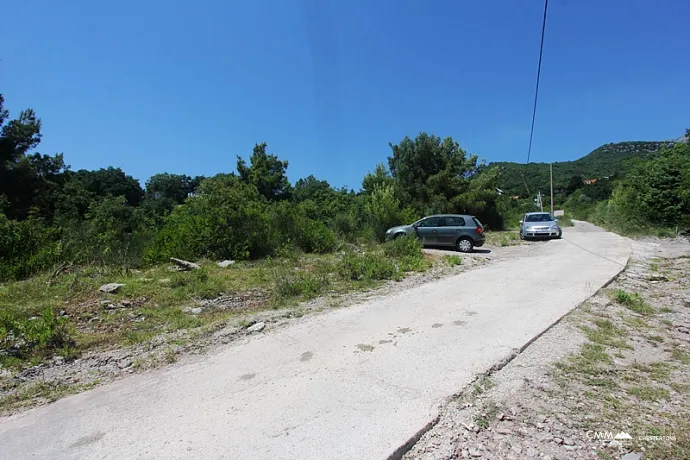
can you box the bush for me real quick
[363,185,418,242]
[0,214,61,281]
[337,252,400,281]
[148,177,277,262]
[292,219,338,254]
[0,307,74,364]
[382,235,423,259]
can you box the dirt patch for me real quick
[405,237,690,460]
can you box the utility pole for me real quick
[550,163,554,215]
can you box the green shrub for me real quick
[292,219,338,254]
[0,307,74,365]
[337,252,400,281]
[0,215,61,281]
[383,235,422,259]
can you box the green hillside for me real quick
[491,141,672,196]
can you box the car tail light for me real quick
[475,226,483,234]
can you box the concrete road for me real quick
[0,222,631,460]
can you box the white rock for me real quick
[99,283,125,293]
[217,260,236,268]
[183,307,203,315]
[247,322,266,333]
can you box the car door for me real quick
[437,216,466,246]
[414,217,440,246]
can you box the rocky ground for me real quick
[0,239,539,415]
[405,237,690,460]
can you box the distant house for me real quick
[583,178,598,185]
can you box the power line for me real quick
[526,0,549,165]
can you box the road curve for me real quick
[0,222,631,460]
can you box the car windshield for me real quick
[525,213,554,223]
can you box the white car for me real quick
[519,212,562,239]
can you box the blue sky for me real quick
[3,0,688,189]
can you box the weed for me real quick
[473,401,500,429]
[580,319,630,349]
[444,255,462,266]
[472,375,495,397]
[611,289,655,315]
[659,306,675,313]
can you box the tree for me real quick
[566,175,584,195]
[145,173,199,203]
[71,167,144,207]
[237,143,291,200]
[0,94,68,221]
[293,175,332,203]
[361,164,394,194]
[387,133,490,215]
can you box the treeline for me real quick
[0,93,505,281]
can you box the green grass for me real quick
[0,380,100,414]
[444,255,462,266]
[671,348,690,365]
[580,318,631,349]
[627,385,670,402]
[611,289,655,315]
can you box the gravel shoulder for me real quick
[405,237,690,460]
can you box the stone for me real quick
[247,322,266,333]
[183,307,203,315]
[536,423,545,430]
[120,300,132,307]
[608,440,622,449]
[563,437,575,446]
[621,453,644,460]
[118,359,132,369]
[553,437,563,444]
[217,260,236,268]
[170,257,201,270]
[99,283,125,293]
[496,427,512,435]
[677,326,689,334]
[564,445,577,451]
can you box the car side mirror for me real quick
[519,220,523,225]
[555,219,559,222]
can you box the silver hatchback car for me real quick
[519,212,562,240]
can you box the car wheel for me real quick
[456,237,474,253]
[555,230,562,239]
[519,231,525,240]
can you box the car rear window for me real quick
[472,217,483,227]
